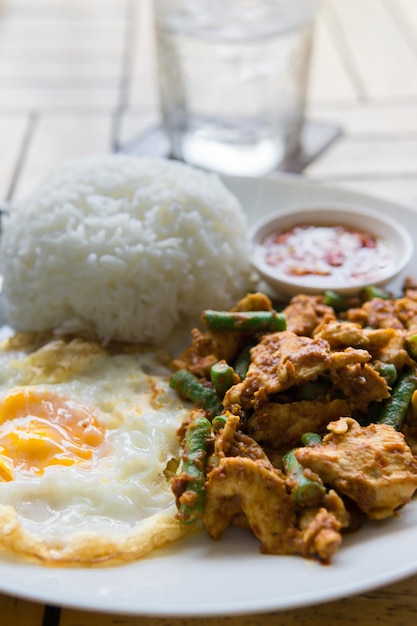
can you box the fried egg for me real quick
[0,333,191,565]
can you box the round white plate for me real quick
[1,174,417,617]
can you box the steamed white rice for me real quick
[0,155,251,344]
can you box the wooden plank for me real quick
[115,111,159,149]
[0,19,127,48]
[128,0,158,110]
[304,136,417,178]
[0,594,44,626]
[0,87,119,110]
[313,176,417,209]
[0,0,127,90]
[307,103,417,135]
[0,0,129,20]
[0,59,122,81]
[386,0,417,41]
[328,0,417,99]
[13,114,114,200]
[308,9,359,105]
[0,1,127,110]
[0,115,29,201]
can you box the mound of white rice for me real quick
[0,155,251,344]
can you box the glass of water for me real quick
[154,0,319,177]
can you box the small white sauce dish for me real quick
[248,203,414,297]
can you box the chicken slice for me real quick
[203,456,343,562]
[298,507,342,563]
[395,296,417,331]
[329,362,390,412]
[203,457,299,555]
[363,298,405,330]
[314,320,371,349]
[282,294,336,336]
[247,398,351,449]
[223,331,331,411]
[365,327,413,371]
[315,322,412,372]
[295,417,417,519]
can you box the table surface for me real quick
[2,0,417,624]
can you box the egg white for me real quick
[0,335,191,565]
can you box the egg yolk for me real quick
[0,388,106,480]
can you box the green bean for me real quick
[360,285,391,301]
[300,432,322,447]
[233,343,254,381]
[176,415,212,525]
[283,449,326,507]
[377,368,417,430]
[210,361,235,396]
[201,310,286,332]
[212,414,228,431]
[324,290,349,311]
[374,362,397,386]
[170,369,223,417]
[406,334,417,360]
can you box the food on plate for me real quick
[170,283,417,563]
[258,223,393,285]
[0,154,252,567]
[1,154,416,568]
[0,332,191,565]
[0,154,251,345]
[249,205,413,297]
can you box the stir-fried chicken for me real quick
[329,363,390,413]
[224,331,332,411]
[171,286,417,565]
[282,294,336,336]
[203,409,346,561]
[224,329,389,418]
[394,296,417,331]
[366,328,413,370]
[203,455,343,562]
[248,399,351,450]
[346,297,405,330]
[295,417,417,519]
[313,320,370,348]
[203,456,298,553]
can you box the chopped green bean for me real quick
[210,361,235,396]
[324,290,349,311]
[202,310,286,332]
[374,362,397,386]
[301,432,322,447]
[360,285,391,301]
[176,415,212,524]
[406,334,417,359]
[283,449,326,507]
[377,368,417,430]
[233,343,253,380]
[170,369,223,417]
[212,414,228,431]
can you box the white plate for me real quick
[1,174,417,617]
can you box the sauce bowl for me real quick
[249,203,414,297]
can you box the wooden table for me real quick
[1,0,417,624]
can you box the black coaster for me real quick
[118,119,342,174]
